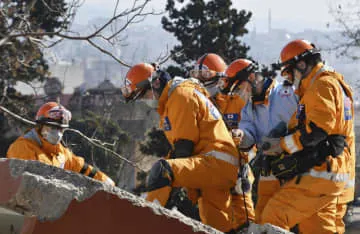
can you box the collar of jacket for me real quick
[298,62,324,97]
[157,77,208,116]
[24,128,61,156]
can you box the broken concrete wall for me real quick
[0,158,220,234]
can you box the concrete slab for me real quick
[0,158,219,234]
[0,207,24,234]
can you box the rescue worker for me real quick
[121,62,239,233]
[7,102,115,186]
[190,53,255,232]
[228,59,298,228]
[258,39,355,233]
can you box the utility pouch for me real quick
[270,154,299,181]
[271,134,347,182]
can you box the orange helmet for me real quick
[190,53,227,86]
[121,63,155,101]
[218,59,257,93]
[35,102,72,128]
[279,39,320,78]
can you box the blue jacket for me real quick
[238,80,299,149]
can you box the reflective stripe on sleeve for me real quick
[204,150,239,166]
[344,178,355,189]
[283,134,300,154]
[88,167,98,178]
[259,174,278,181]
[305,169,350,183]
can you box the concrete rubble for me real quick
[0,158,221,234]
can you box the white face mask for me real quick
[41,126,63,145]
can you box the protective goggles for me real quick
[47,108,72,122]
[37,108,71,128]
[189,64,224,81]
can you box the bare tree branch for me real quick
[87,38,131,68]
[328,0,360,59]
[1,0,163,68]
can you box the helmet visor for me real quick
[190,64,224,81]
[232,80,253,101]
[190,69,218,80]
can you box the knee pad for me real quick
[145,159,174,192]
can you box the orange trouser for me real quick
[144,155,238,232]
[231,191,255,229]
[335,185,354,234]
[255,177,281,224]
[186,169,255,229]
[335,202,347,234]
[261,174,345,234]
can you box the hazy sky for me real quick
[74,0,338,32]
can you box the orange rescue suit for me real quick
[213,92,255,229]
[261,64,355,234]
[145,78,239,232]
[7,128,114,186]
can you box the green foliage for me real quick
[0,0,70,101]
[29,0,70,33]
[0,40,49,86]
[162,0,252,73]
[139,127,172,157]
[63,111,130,183]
